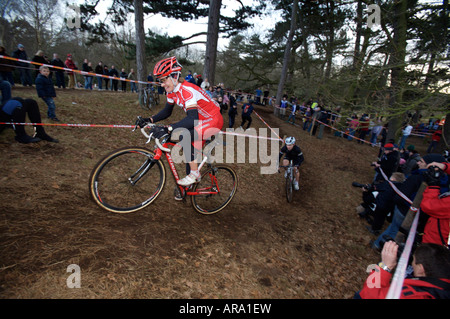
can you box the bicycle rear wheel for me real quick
[285,172,293,203]
[190,165,238,215]
[89,147,166,213]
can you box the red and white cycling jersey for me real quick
[167,81,221,120]
[167,80,223,144]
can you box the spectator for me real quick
[399,122,413,150]
[370,120,383,146]
[316,106,330,138]
[196,74,203,88]
[377,124,389,158]
[0,80,58,143]
[364,172,406,236]
[372,143,399,183]
[94,61,103,90]
[310,106,322,136]
[419,161,450,247]
[302,106,312,131]
[255,87,262,105]
[185,70,195,84]
[201,77,210,91]
[204,86,212,98]
[31,50,50,81]
[279,96,288,120]
[401,148,421,177]
[103,65,109,90]
[217,96,227,114]
[81,59,93,90]
[120,68,127,92]
[370,154,445,251]
[109,65,119,91]
[358,115,370,144]
[12,44,33,86]
[240,100,254,130]
[287,100,297,125]
[263,87,270,106]
[86,61,94,90]
[128,69,137,93]
[427,127,442,154]
[0,46,15,85]
[347,115,359,141]
[35,66,59,121]
[64,54,77,89]
[50,53,66,89]
[228,93,237,128]
[147,73,154,88]
[356,241,450,299]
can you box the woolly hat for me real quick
[422,154,446,164]
[384,143,394,151]
[407,145,415,151]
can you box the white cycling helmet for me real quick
[285,136,296,145]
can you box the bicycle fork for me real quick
[128,157,157,186]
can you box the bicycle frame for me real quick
[150,134,220,197]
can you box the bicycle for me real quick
[139,86,160,110]
[279,160,299,203]
[88,118,238,215]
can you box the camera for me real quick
[352,182,371,189]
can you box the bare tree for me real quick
[275,0,299,114]
[203,0,222,86]
[134,0,147,95]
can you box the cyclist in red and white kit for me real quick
[141,56,223,186]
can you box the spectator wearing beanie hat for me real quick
[372,143,400,183]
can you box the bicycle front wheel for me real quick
[190,165,238,215]
[285,173,293,203]
[89,147,166,213]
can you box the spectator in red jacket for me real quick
[420,161,450,247]
[427,127,442,153]
[64,54,77,89]
[357,241,450,299]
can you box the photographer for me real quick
[355,173,405,235]
[372,143,400,183]
[370,154,444,251]
[419,161,450,247]
[356,241,450,299]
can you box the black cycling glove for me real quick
[150,126,169,139]
[136,117,151,128]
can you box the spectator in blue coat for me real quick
[1,80,58,143]
[35,66,59,121]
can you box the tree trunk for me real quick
[134,0,147,95]
[275,0,299,115]
[324,0,335,79]
[203,0,222,86]
[386,0,408,142]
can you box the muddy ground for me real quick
[0,87,431,299]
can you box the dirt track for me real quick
[0,88,431,299]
